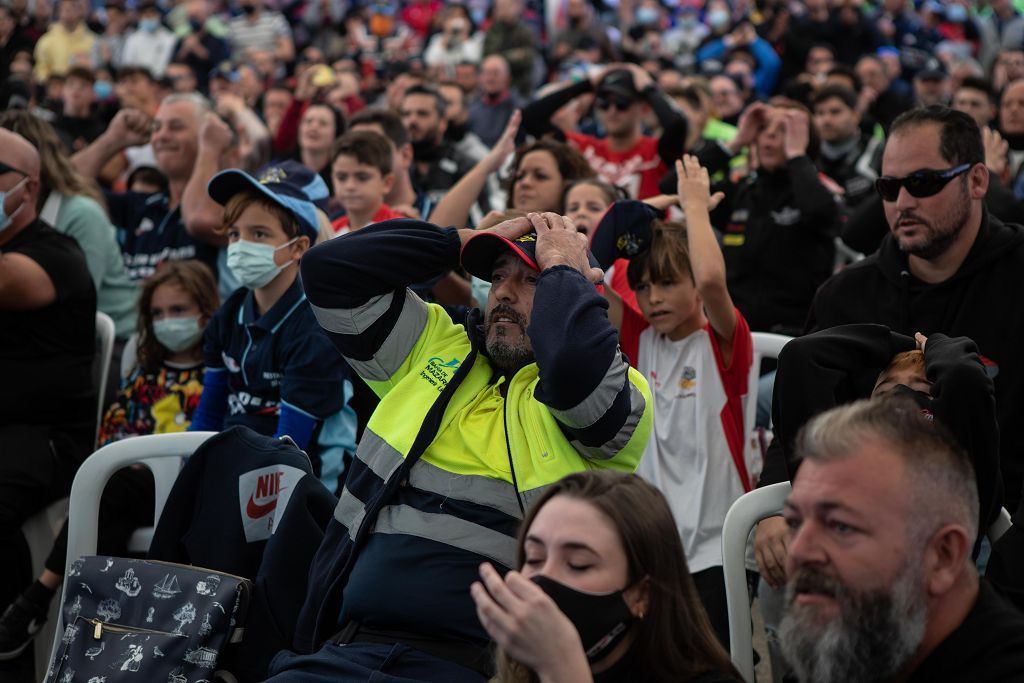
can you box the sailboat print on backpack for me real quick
[45,556,250,683]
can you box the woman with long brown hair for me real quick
[472,470,742,683]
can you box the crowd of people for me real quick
[4,0,1024,681]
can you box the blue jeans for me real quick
[266,642,488,683]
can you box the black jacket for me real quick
[704,145,839,334]
[766,325,1002,552]
[906,580,1024,683]
[799,212,1024,515]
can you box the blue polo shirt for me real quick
[201,277,356,490]
[106,190,219,282]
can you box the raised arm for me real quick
[181,112,234,245]
[676,154,734,354]
[429,111,519,229]
[71,109,152,179]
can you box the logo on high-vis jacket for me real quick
[238,465,306,543]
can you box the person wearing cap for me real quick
[266,214,651,681]
[914,57,952,108]
[188,160,356,493]
[522,62,688,200]
[121,0,178,78]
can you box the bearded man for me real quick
[779,398,1024,683]
[263,214,652,682]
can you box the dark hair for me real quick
[136,261,219,373]
[506,139,594,212]
[66,65,95,84]
[402,83,447,119]
[812,84,858,112]
[888,105,984,166]
[826,64,862,93]
[302,102,345,143]
[666,84,704,111]
[330,129,393,175]
[958,76,996,104]
[495,470,740,683]
[126,165,168,194]
[349,107,409,147]
[562,177,624,210]
[116,64,156,83]
[627,220,693,289]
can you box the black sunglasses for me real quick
[0,161,27,177]
[874,163,972,202]
[595,96,634,112]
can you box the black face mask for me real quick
[531,575,635,663]
[888,384,934,420]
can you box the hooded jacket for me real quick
[797,211,1024,515]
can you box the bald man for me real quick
[0,128,96,659]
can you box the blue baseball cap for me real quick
[208,160,329,241]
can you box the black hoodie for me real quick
[797,211,1024,515]
[767,324,1002,554]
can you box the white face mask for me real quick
[0,176,29,234]
[152,315,203,352]
[226,238,298,290]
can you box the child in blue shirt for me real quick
[190,160,356,493]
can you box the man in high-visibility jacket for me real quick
[267,212,652,682]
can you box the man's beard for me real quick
[779,561,927,683]
[485,303,533,375]
[893,178,971,260]
[411,132,442,161]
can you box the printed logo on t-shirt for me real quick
[237,464,306,543]
[680,366,697,390]
[136,217,155,236]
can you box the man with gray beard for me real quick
[755,107,1024,594]
[779,398,1024,683]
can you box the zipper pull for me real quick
[94,621,102,640]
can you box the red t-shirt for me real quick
[332,204,406,235]
[565,131,666,200]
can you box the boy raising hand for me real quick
[591,154,754,649]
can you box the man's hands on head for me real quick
[533,212,604,283]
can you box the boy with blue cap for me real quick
[190,160,356,493]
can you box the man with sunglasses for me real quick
[0,129,96,665]
[521,62,688,200]
[754,105,1024,591]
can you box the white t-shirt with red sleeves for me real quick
[620,307,753,573]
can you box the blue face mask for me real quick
[0,176,29,235]
[708,8,730,29]
[152,315,203,352]
[636,6,659,25]
[226,238,298,290]
[139,17,160,32]
[945,4,967,22]
[94,81,113,99]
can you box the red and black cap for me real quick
[461,231,601,283]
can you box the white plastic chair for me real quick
[722,482,791,682]
[722,481,1015,683]
[93,311,116,438]
[47,432,217,672]
[744,333,793,482]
